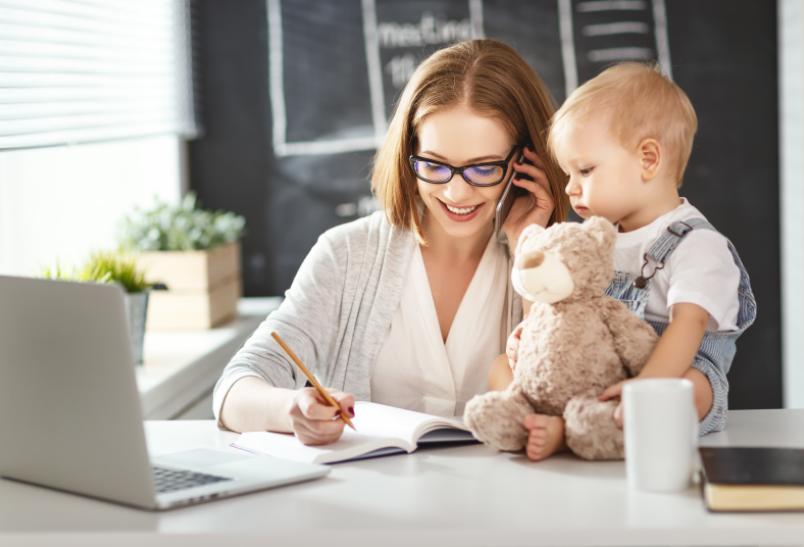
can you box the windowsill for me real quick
[135,297,281,419]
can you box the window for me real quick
[0,0,197,149]
[0,1,196,275]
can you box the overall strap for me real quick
[634,218,715,289]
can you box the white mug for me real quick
[623,378,697,492]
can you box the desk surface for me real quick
[2,409,803,546]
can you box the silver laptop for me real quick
[0,275,329,510]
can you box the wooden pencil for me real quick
[270,331,356,430]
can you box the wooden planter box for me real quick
[134,241,242,330]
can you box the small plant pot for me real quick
[124,291,149,364]
[135,241,241,330]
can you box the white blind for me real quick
[0,0,197,150]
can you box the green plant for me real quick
[42,252,150,293]
[119,193,246,251]
[41,262,73,281]
[80,252,150,293]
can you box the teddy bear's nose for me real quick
[521,251,545,269]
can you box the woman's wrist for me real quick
[221,377,296,433]
[505,227,521,258]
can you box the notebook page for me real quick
[231,402,470,464]
[351,401,467,442]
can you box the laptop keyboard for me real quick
[151,465,232,494]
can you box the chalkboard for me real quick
[190,0,780,409]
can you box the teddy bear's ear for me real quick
[583,216,616,251]
[515,224,546,256]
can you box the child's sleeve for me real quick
[665,230,741,331]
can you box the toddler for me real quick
[501,63,756,461]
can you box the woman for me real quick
[213,39,569,446]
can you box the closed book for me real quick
[699,447,804,512]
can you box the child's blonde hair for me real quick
[548,63,698,186]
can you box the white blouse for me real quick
[371,235,509,417]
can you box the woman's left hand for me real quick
[501,146,555,254]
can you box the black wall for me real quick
[190,0,781,409]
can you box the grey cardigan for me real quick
[212,211,522,423]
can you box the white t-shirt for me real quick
[614,198,740,332]
[371,235,508,417]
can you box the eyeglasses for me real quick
[409,144,519,187]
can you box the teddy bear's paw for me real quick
[464,390,531,452]
[563,395,624,460]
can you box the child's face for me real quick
[553,114,647,229]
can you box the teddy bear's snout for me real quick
[521,251,545,269]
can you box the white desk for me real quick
[1,409,803,546]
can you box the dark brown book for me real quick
[699,447,804,512]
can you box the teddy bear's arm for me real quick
[600,298,658,377]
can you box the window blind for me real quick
[0,0,197,150]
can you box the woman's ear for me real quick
[638,138,661,181]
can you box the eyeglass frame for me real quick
[408,144,521,187]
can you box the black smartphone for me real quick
[494,149,533,243]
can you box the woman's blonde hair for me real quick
[548,62,698,186]
[371,39,569,240]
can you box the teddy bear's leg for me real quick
[464,385,533,451]
[563,393,624,460]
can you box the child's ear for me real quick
[638,138,661,181]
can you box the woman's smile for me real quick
[438,198,485,222]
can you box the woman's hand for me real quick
[501,146,555,254]
[288,387,355,446]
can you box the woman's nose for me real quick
[443,173,474,201]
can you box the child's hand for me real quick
[599,381,628,430]
[598,380,627,401]
[613,401,624,429]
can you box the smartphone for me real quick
[494,150,533,243]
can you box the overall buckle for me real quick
[667,221,693,238]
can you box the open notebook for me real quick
[231,401,477,464]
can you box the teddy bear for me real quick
[464,216,658,460]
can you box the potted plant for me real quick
[43,252,151,364]
[119,193,246,330]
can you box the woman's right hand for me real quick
[501,146,556,255]
[288,387,355,446]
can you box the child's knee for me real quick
[683,368,713,420]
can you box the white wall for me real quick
[780,0,804,408]
[0,136,185,277]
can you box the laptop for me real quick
[0,275,329,510]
